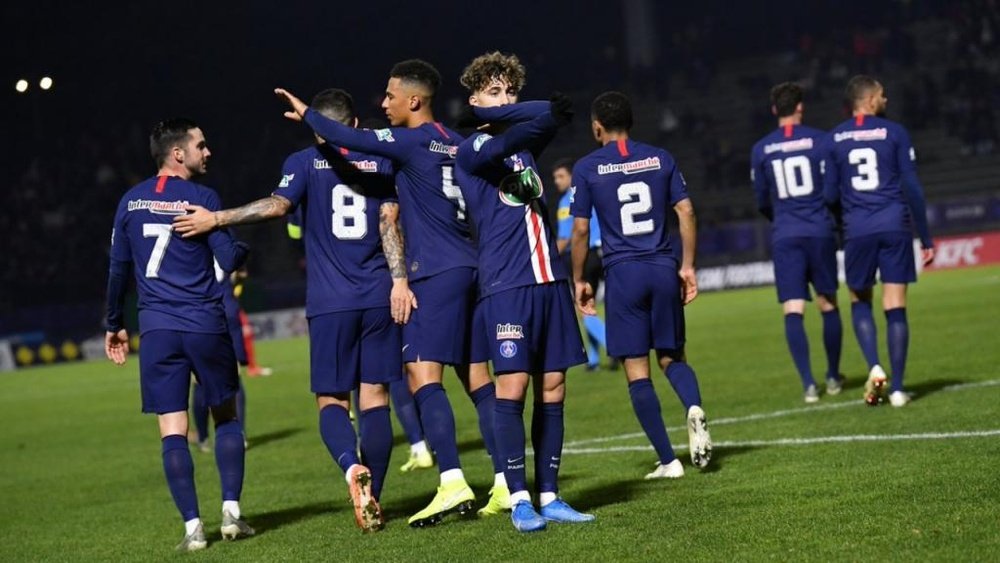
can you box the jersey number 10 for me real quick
[770,156,815,199]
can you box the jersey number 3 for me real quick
[619,181,654,236]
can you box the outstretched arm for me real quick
[379,201,418,324]
[173,195,292,237]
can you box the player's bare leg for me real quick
[882,283,912,407]
[317,394,382,532]
[624,357,683,478]
[851,288,887,405]
[659,352,712,469]
[782,298,819,402]
[158,411,207,551]
[815,293,845,395]
[407,361,474,527]
[455,361,509,516]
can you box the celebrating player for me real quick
[750,82,844,403]
[571,92,713,479]
[456,51,591,533]
[823,75,935,407]
[173,89,408,532]
[273,60,507,526]
[553,158,609,371]
[104,118,254,551]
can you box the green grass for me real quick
[2,266,1000,561]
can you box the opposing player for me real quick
[823,75,935,407]
[571,92,712,479]
[174,89,409,532]
[105,118,254,551]
[273,60,507,525]
[456,51,591,533]
[750,82,844,403]
[553,158,609,371]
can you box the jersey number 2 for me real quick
[618,181,654,236]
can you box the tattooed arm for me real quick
[174,195,292,237]
[380,201,418,324]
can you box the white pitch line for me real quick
[563,429,1000,455]
[563,378,1000,449]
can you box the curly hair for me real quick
[459,51,526,93]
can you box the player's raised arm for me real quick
[459,94,572,173]
[674,197,699,305]
[469,100,550,126]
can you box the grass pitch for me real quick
[2,266,999,561]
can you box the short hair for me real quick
[389,59,441,97]
[150,118,198,167]
[311,88,355,124]
[552,157,575,174]
[845,75,880,109]
[459,51,527,93]
[770,82,803,118]
[591,91,633,132]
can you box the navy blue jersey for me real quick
[109,176,247,335]
[570,139,688,269]
[823,114,931,245]
[272,144,396,317]
[303,111,476,280]
[750,124,835,241]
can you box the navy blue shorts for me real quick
[403,267,477,365]
[480,281,586,374]
[139,330,239,414]
[223,296,248,366]
[310,308,402,395]
[772,236,839,302]
[845,232,916,290]
[605,261,686,358]
[469,300,490,364]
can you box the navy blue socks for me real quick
[885,308,909,392]
[628,379,676,465]
[784,313,815,389]
[162,435,199,522]
[413,383,461,472]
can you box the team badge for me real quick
[499,340,517,359]
[375,129,395,143]
[278,173,295,187]
[473,133,492,152]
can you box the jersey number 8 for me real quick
[331,184,367,240]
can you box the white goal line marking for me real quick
[563,378,1000,449]
[563,429,1000,455]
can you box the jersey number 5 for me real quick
[331,184,367,239]
[619,181,654,236]
[442,165,467,221]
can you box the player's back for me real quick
[571,139,685,269]
[391,123,477,280]
[751,125,834,240]
[113,176,229,334]
[456,138,562,297]
[825,114,915,238]
[277,144,395,317]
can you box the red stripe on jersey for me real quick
[529,211,550,283]
[783,124,793,138]
[155,175,168,193]
[339,147,349,156]
[432,122,450,139]
[855,114,865,126]
[616,138,629,157]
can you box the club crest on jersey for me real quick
[496,323,524,340]
[127,199,189,216]
[279,173,295,187]
[374,129,395,143]
[473,133,492,151]
[429,140,458,158]
[499,340,518,359]
[597,156,661,175]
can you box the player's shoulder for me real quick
[798,125,827,139]
[633,140,677,169]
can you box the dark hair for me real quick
[390,59,441,97]
[591,91,633,132]
[845,75,880,109]
[312,88,355,124]
[150,118,198,167]
[552,157,575,174]
[770,82,803,118]
[459,51,526,93]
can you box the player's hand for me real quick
[105,329,129,365]
[575,280,597,316]
[274,88,307,122]
[679,267,698,305]
[921,246,935,266]
[390,279,418,324]
[549,92,574,126]
[173,205,218,237]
